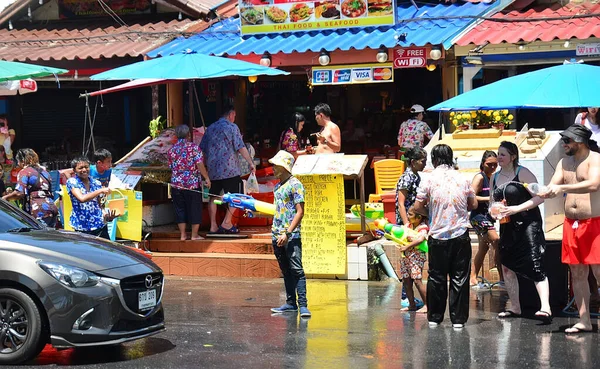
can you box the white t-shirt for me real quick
[574,113,600,144]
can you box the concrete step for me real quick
[152,252,280,278]
[148,238,273,254]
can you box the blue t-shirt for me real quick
[90,165,111,187]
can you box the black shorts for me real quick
[172,187,203,224]
[209,176,243,196]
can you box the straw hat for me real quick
[268,150,295,173]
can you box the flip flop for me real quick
[498,310,521,318]
[219,225,239,234]
[535,310,553,324]
[565,325,593,334]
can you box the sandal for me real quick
[219,225,239,234]
[535,310,553,324]
[565,325,593,334]
[498,310,521,318]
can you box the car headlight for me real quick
[38,261,100,288]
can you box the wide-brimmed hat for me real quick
[560,124,592,143]
[268,150,295,173]
[410,104,425,113]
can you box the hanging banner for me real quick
[312,63,393,85]
[393,47,427,68]
[239,0,394,35]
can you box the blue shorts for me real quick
[470,213,495,236]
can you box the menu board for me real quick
[297,174,346,275]
[239,0,395,35]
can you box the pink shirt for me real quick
[416,165,474,240]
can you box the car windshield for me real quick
[0,199,44,233]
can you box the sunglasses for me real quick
[561,137,573,144]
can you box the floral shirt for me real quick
[416,165,474,240]
[279,128,300,153]
[395,170,421,225]
[168,139,204,189]
[67,177,104,232]
[272,177,305,241]
[16,166,58,221]
[397,119,433,148]
[200,118,245,181]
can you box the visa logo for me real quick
[352,68,372,81]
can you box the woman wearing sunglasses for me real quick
[490,141,552,323]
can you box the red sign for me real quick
[393,47,427,69]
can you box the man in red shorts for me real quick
[542,125,600,334]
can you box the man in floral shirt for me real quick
[414,144,477,329]
[168,125,210,241]
[268,150,310,318]
[200,106,255,234]
[397,104,434,149]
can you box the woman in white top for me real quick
[575,108,600,144]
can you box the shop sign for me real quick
[238,0,395,36]
[393,47,427,69]
[312,63,393,85]
[58,0,151,19]
[576,43,600,56]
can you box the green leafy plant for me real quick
[149,116,166,139]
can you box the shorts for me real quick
[399,249,427,280]
[562,216,600,264]
[209,176,243,196]
[172,187,202,224]
[470,213,495,236]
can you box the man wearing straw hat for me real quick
[541,125,600,334]
[268,150,311,318]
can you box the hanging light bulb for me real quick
[563,40,570,48]
[8,20,13,30]
[426,64,437,72]
[318,50,330,66]
[248,76,258,83]
[74,70,78,80]
[39,0,43,5]
[28,6,32,19]
[178,12,183,20]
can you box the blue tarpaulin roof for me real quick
[149,2,498,57]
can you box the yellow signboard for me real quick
[297,174,346,275]
[61,186,143,241]
[239,0,395,35]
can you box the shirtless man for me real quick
[313,103,341,154]
[541,125,600,334]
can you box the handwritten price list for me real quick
[297,174,346,275]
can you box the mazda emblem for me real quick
[145,275,153,289]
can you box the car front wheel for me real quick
[0,288,45,365]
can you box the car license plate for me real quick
[138,289,157,310]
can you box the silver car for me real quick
[0,200,165,364]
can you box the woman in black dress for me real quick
[492,141,552,322]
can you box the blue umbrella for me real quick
[429,62,600,111]
[91,49,289,80]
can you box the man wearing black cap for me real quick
[541,125,600,334]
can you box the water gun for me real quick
[373,218,428,253]
[214,193,275,217]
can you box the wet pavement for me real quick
[24,277,600,368]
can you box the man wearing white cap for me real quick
[397,104,433,149]
[268,150,311,318]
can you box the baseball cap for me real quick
[410,104,425,113]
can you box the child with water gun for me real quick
[398,207,429,312]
